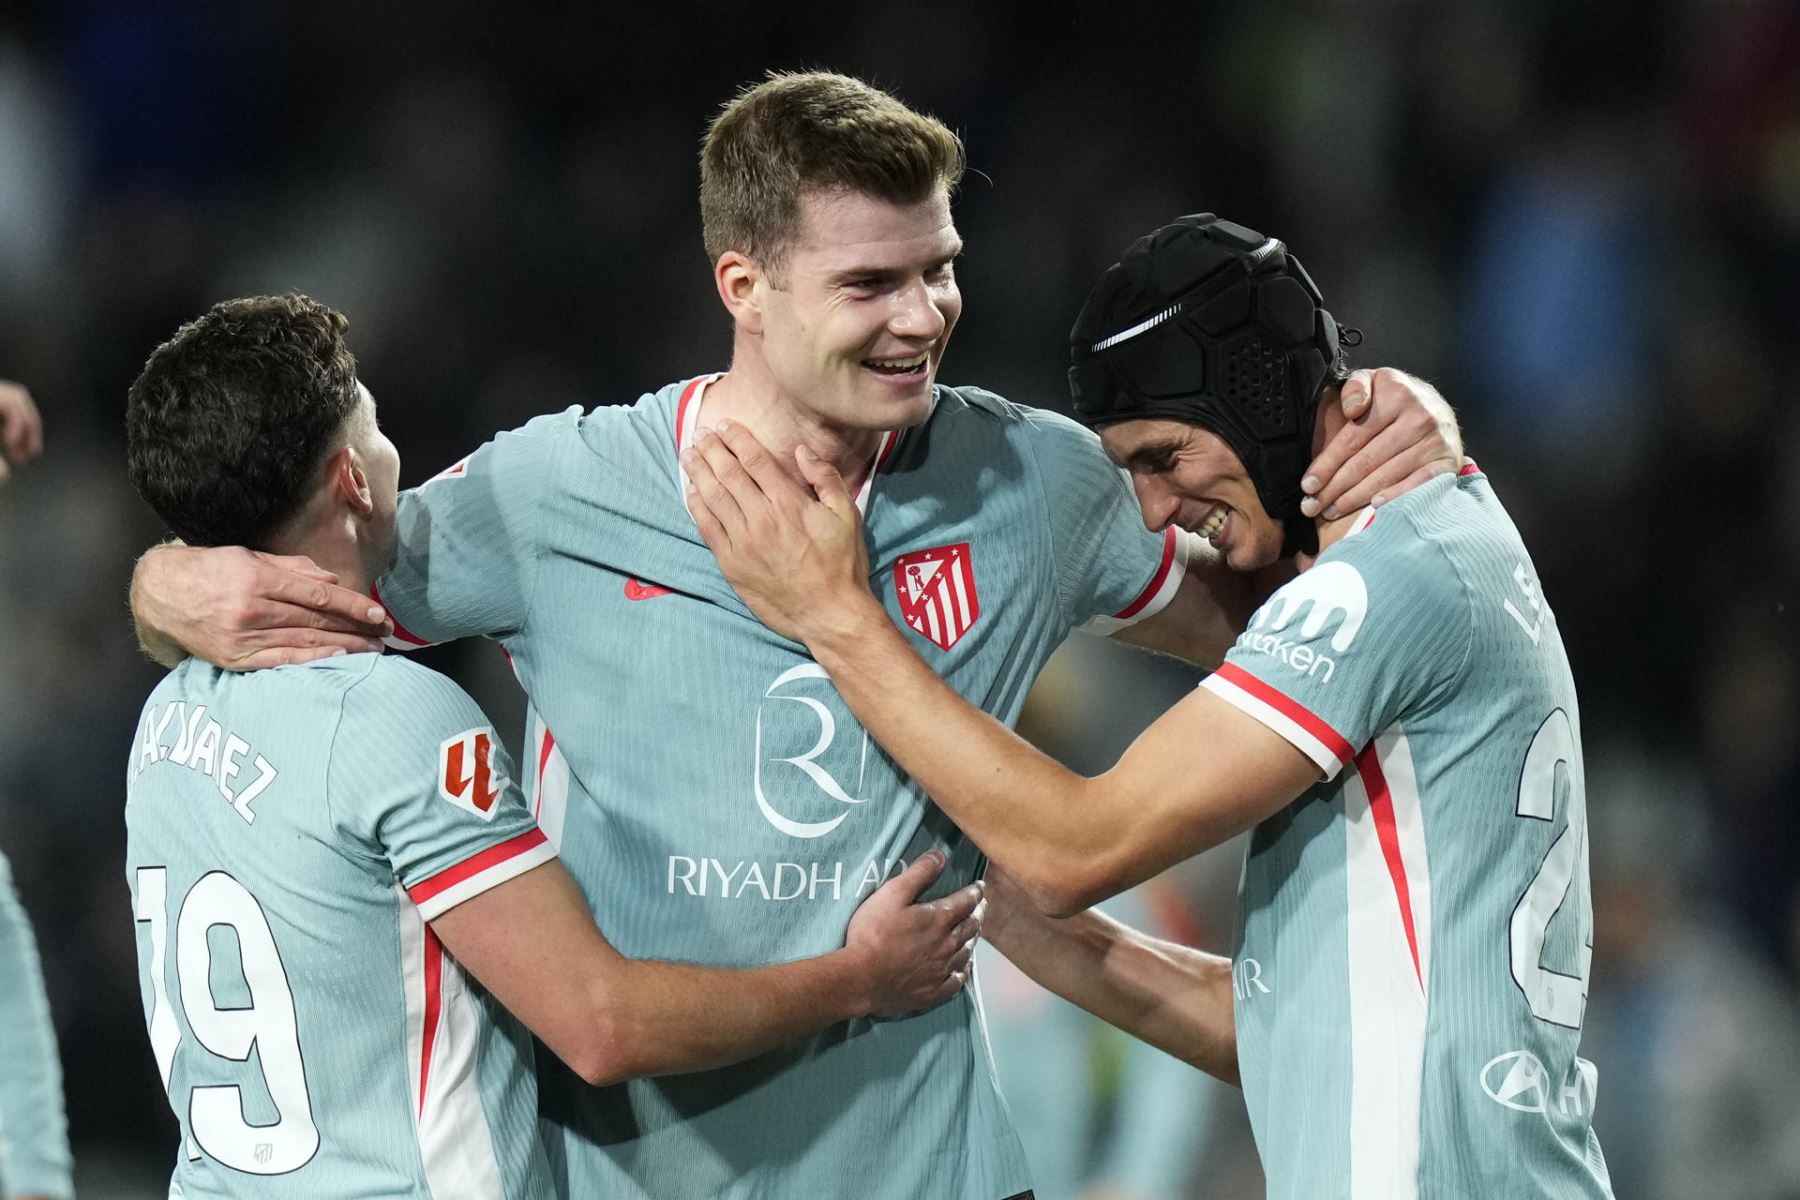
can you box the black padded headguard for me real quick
[1068,214,1352,556]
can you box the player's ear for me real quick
[328,446,374,516]
[714,250,764,336]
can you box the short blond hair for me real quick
[700,71,965,273]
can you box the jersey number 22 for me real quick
[1508,709,1594,1030]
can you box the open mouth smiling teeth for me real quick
[865,352,929,374]
[1197,506,1227,539]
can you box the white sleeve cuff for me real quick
[407,829,557,921]
[1200,664,1355,780]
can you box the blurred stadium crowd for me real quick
[1,0,1797,1196]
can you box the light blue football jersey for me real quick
[125,654,558,1199]
[375,375,1184,1200]
[0,847,73,1199]
[1199,470,1613,1199]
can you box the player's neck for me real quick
[268,521,374,601]
[1309,509,1362,561]
[1303,391,1366,563]
[704,368,883,495]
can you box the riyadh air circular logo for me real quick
[753,665,871,838]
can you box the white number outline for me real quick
[1507,709,1594,1030]
[133,864,196,1162]
[134,866,321,1174]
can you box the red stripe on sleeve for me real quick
[1113,527,1178,620]
[534,728,556,821]
[370,582,428,647]
[1356,745,1423,987]
[1458,461,1480,477]
[1213,662,1355,765]
[408,828,549,908]
[418,927,443,1116]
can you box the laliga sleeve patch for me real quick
[437,728,504,820]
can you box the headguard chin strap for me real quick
[1067,214,1352,557]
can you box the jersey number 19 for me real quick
[134,866,320,1174]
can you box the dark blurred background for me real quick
[1,0,1797,1195]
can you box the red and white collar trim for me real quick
[673,374,901,517]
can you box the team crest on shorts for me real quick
[894,543,980,651]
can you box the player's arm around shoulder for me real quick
[970,510,1479,915]
[1106,538,1278,668]
[130,542,392,669]
[128,409,579,670]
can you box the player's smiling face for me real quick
[755,186,962,432]
[1101,418,1285,570]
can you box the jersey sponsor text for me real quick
[1234,957,1272,1000]
[1479,1049,1597,1119]
[667,854,909,902]
[1247,561,1369,652]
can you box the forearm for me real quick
[0,860,74,1197]
[586,949,872,1085]
[987,890,1237,1085]
[131,542,189,667]
[809,598,1127,912]
[441,860,951,1089]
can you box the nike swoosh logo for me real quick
[624,578,675,601]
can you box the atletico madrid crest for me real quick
[894,542,980,651]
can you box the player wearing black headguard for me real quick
[1067,214,1356,560]
[685,215,1614,1199]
